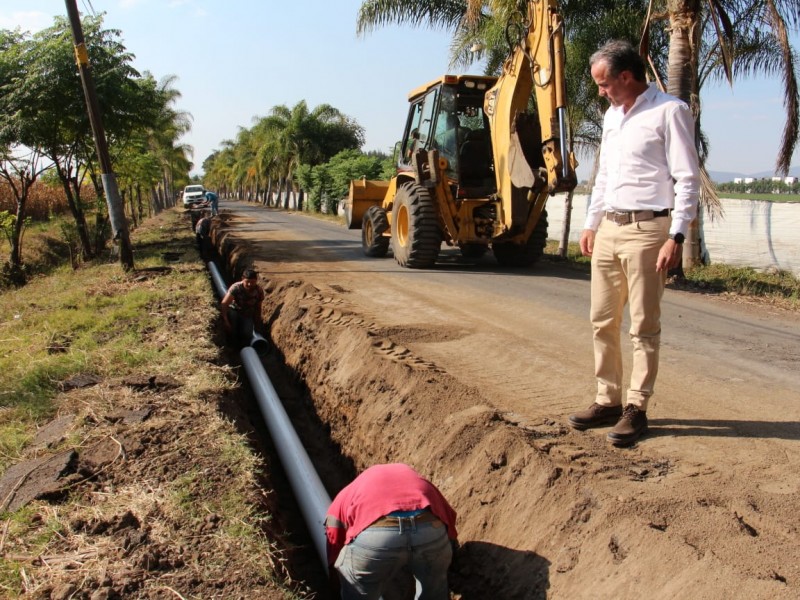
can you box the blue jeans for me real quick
[335,519,452,600]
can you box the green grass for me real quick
[0,212,211,471]
[683,263,800,301]
[0,209,313,599]
[545,240,800,307]
[717,192,800,202]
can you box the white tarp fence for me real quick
[547,194,800,277]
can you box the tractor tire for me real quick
[492,209,549,267]
[391,183,441,268]
[362,205,390,257]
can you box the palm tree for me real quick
[670,0,799,176]
[146,74,193,208]
[250,101,365,208]
[636,0,799,266]
[357,0,799,268]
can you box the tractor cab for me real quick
[398,75,498,198]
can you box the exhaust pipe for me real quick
[241,346,331,568]
[208,261,269,354]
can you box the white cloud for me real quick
[0,11,51,33]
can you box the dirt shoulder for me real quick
[0,211,314,600]
[216,202,799,600]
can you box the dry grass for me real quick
[0,209,309,599]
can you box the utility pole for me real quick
[64,0,134,271]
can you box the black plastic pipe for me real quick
[207,261,228,300]
[206,260,329,565]
[241,347,331,567]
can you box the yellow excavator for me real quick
[345,0,577,268]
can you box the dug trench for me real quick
[213,238,558,599]
[211,212,797,600]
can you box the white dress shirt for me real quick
[584,84,700,237]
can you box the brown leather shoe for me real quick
[607,405,648,447]
[568,403,623,430]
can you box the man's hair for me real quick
[590,40,646,82]
[242,268,258,280]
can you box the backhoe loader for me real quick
[345,0,577,268]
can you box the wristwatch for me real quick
[669,232,685,244]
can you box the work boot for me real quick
[568,403,623,430]
[607,404,648,447]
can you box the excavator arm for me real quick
[484,0,577,237]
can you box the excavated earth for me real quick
[213,201,800,600]
[6,201,797,600]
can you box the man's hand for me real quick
[656,239,682,272]
[579,229,595,257]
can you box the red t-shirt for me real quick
[325,463,458,566]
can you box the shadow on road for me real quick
[649,419,800,440]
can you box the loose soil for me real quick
[214,202,800,600]
[4,203,798,600]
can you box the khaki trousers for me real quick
[590,216,670,410]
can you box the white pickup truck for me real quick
[182,184,206,208]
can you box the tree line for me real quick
[3,2,799,284]
[201,101,392,214]
[717,178,800,195]
[0,13,191,286]
[203,0,800,238]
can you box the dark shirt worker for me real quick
[220,269,265,343]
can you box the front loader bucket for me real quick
[345,179,391,229]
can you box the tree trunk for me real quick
[128,186,138,228]
[667,1,702,271]
[11,200,25,266]
[162,170,172,208]
[264,178,273,206]
[137,183,147,220]
[56,164,94,260]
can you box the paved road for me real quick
[226,200,800,492]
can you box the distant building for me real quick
[744,177,755,184]
[785,176,798,185]
[733,178,743,184]
[772,177,783,182]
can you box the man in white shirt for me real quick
[568,40,700,446]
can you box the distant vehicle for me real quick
[182,184,206,208]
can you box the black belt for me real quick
[605,208,670,225]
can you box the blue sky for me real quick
[3,0,799,181]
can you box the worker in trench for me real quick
[324,463,458,599]
[219,268,266,347]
